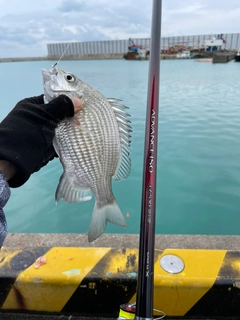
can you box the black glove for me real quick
[0,94,74,188]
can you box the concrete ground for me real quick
[4,233,240,250]
[2,233,240,320]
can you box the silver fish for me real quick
[42,67,131,242]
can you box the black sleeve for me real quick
[0,94,74,188]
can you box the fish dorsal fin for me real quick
[108,98,132,181]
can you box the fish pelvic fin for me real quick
[88,200,126,242]
[55,173,92,203]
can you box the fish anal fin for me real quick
[88,200,126,242]
[55,173,92,203]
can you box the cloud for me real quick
[162,0,240,36]
[58,0,90,12]
[0,0,239,58]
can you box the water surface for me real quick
[1,59,240,236]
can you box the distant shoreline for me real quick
[0,51,236,63]
[0,54,123,63]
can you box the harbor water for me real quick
[1,58,240,237]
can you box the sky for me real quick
[0,0,240,58]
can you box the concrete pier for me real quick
[212,52,235,63]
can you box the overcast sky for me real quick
[0,0,239,58]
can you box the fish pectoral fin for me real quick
[55,174,92,203]
[88,200,126,242]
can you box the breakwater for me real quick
[0,56,48,62]
[0,54,123,63]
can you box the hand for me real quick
[0,94,82,187]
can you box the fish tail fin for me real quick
[88,200,126,242]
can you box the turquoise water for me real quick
[1,59,240,236]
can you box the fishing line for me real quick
[153,308,165,319]
[52,42,72,68]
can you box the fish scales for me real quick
[42,67,131,242]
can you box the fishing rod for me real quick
[135,0,162,319]
[117,1,162,319]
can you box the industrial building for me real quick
[47,33,240,58]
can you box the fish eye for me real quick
[64,74,75,83]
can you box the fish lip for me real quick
[42,68,58,81]
[42,67,57,75]
[42,69,53,83]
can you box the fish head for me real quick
[42,67,84,103]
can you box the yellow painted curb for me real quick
[1,247,240,318]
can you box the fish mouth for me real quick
[42,68,59,102]
[42,68,57,82]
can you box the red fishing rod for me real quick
[135,0,162,319]
[117,1,162,319]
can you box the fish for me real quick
[42,67,132,242]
